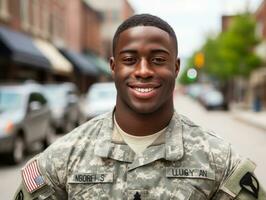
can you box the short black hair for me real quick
[112,14,178,56]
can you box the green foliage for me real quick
[179,55,198,85]
[200,13,261,82]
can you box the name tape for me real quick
[69,173,113,184]
[166,167,215,180]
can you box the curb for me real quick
[232,111,266,131]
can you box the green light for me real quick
[187,68,197,80]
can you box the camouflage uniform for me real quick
[14,111,265,199]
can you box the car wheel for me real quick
[9,136,25,164]
[43,125,56,149]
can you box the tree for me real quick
[203,13,261,81]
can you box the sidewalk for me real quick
[231,109,266,131]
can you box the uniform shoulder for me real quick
[38,112,111,163]
[179,114,227,144]
[179,114,232,168]
[49,112,110,147]
[34,112,112,188]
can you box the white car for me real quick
[200,89,228,110]
[85,82,117,120]
[0,83,54,164]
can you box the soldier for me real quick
[14,14,265,199]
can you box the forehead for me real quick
[115,26,175,55]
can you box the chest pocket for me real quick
[166,167,215,200]
[176,182,207,200]
[67,171,113,199]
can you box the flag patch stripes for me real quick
[22,159,46,193]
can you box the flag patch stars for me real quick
[22,159,47,193]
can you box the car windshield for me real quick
[43,86,67,106]
[87,86,116,102]
[0,90,23,112]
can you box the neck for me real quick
[115,101,174,136]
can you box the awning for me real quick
[0,26,50,69]
[34,39,73,75]
[84,52,111,76]
[60,49,99,76]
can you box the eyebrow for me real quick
[118,48,170,55]
[118,49,137,55]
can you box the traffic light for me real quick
[194,52,204,69]
[187,68,197,80]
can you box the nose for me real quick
[134,58,154,79]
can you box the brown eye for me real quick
[152,57,166,65]
[122,57,136,65]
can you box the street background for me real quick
[1,0,266,199]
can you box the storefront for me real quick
[250,67,266,111]
[34,39,74,82]
[0,26,51,83]
[60,48,100,93]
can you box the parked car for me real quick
[199,88,227,110]
[0,83,54,164]
[186,84,203,99]
[43,83,82,134]
[85,82,117,120]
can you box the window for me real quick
[255,21,264,38]
[41,2,50,38]
[0,0,9,20]
[32,0,40,34]
[29,92,47,105]
[20,0,29,30]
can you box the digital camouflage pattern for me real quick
[14,111,266,199]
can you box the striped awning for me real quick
[34,39,73,75]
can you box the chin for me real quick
[129,103,161,115]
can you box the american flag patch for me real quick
[22,159,46,193]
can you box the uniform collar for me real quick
[94,109,184,163]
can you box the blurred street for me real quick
[0,92,265,199]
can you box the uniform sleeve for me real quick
[13,155,67,200]
[212,146,266,199]
[13,181,56,200]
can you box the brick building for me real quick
[221,15,236,32]
[84,0,134,58]
[0,0,108,92]
[0,0,72,83]
[252,0,266,110]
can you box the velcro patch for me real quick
[240,172,259,199]
[166,167,215,180]
[22,159,46,193]
[220,159,256,198]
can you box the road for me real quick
[0,93,265,199]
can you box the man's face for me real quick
[110,26,179,115]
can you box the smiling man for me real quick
[14,14,265,200]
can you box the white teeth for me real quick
[135,88,154,93]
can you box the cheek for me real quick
[156,68,177,80]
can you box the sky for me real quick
[128,0,263,60]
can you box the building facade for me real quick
[84,0,134,58]
[253,0,266,110]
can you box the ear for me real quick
[109,57,115,78]
[175,57,180,77]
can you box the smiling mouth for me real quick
[133,87,154,93]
